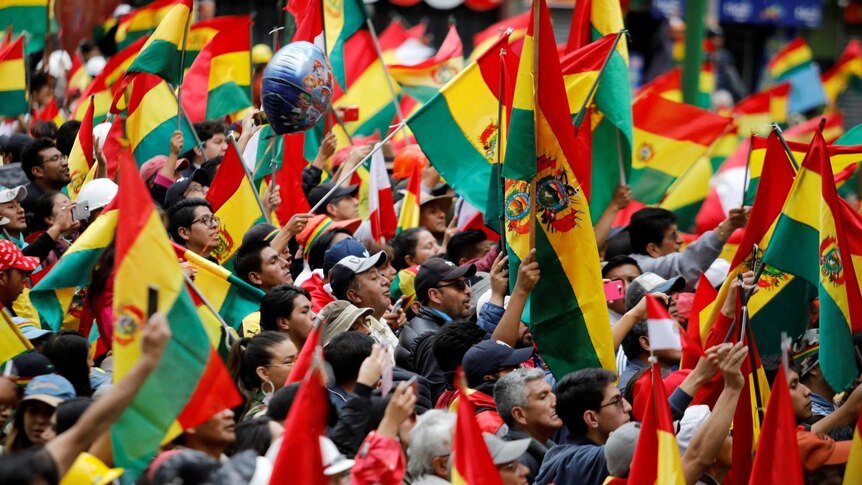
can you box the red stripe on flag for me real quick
[176,347,243,429]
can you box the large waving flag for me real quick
[630,93,731,204]
[408,34,512,215]
[0,0,50,54]
[453,368,503,485]
[749,364,804,484]
[503,0,615,378]
[768,38,814,82]
[822,39,862,107]
[628,363,686,485]
[206,144,265,267]
[66,97,96,201]
[111,149,241,479]
[367,150,397,242]
[396,160,422,234]
[126,0,193,85]
[181,18,252,122]
[733,83,790,136]
[183,15,247,70]
[0,35,27,117]
[73,35,148,122]
[566,0,633,220]
[119,73,197,167]
[387,24,463,103]
[31,208,118,332]
[114,0,185,49]
[763,128,862,391]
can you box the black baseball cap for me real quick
[462,340,533,388]
[414,258,476,305]
[164,168,212,209]
[307,182,359,214]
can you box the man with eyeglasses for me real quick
[626,207,747,291]
[535,368,632,485]
[397,258,476,402]
[20,138,72,214]
[167,198,221,260]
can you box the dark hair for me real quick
[31,121,58,140]
[265,382,302,421]
[55,397,93,434]
[628,208,677,255]
[307,228,351,272]
[621,321,648,361]
[167,197,212,244]
[234,240,270,287]
[225,416,275,456]
[259,284,311,332]
[21,137,57,182]
[194,120,226,143]
[28,191,63,233]
[0,447,60,485]
[87,242,115,316]
[601,255,641,279]
[432,320,486,375]
[555,368,617,436]
[390,227,427,270]
[227,331,290,396]
[324,332,374,386]
[42,330,92,397]
[56,120,82,156]
[29,71,51,94]
[445,230,487,265]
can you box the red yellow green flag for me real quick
[205,144,264,267]
[183,15,247,70]
[503,0,615,378]
[628,363,686,485]
[66,54,91,98]
[822,39,862,107]
[32,96,64,127]
[396,160,422,234]
[66,96,95,201]
[111,145,241,479]
[0,0,50,54]
[768,37,814,82]
[73,35,148,122]
[126,0,193,85]
[114,0,186,49]
[387,24,463,103]
[181,17,251,122]
[637,66,682,102]
[630,93,731,204]
[0,305,32,364]
[733,83,790,136]
[452,368,503,485]
[0,35,27,117]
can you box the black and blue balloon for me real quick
[261,41,333,135]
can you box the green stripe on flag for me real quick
[629,166,677,204]
[206,82,252,120]
[503,106,537,181]
[819,290,857,390]
[31,248,107,329]
[0,89,28,117]
[128,39,184,85]
[132,116,197,167]
[763,214,821,284]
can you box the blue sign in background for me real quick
[719,0,824,28]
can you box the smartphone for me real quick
[336,105,359,122]
[147,285,158,319]
[71,201,90,221]
[603,280,625,301]
[390,296,406,313]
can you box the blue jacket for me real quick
[534,435,608,485]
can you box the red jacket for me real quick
[465,390,504,435]
[351,431,405,485]
[301,272,334,313]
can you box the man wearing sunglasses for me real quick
[397,258,477,402]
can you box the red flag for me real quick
[748,365,804,484]
[286,322,321,384]
[101,115,133,179]
[452,368,502,484]
[274,133,312,223]
[681,273,717,369]
[286,0,323,50]
[269,357,328,485]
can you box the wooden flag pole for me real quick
[175,6,193,131]
[572,29,627,129]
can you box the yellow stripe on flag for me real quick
[0,58,25,91]
[632,129,711,177]
[208,51,250,89]
[126,79,179,154]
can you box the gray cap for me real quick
[482,432,531,465]
[624,272,685,311]
[604,421,641,477]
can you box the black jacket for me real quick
[397,306,450,402]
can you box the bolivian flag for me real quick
[73,35,147,122]
[184,15,248,70]
[388,24,463,103]
[111,149,241,480]
[181,19,252,123]
[120,73,196,167]
[205,145,264,268]
[733,83,790,136]
[748,364,805,483]
[115,0,186,49]
[32,97,64,127]
[822,39,862,107]
[503,0,615,378]
[0,0,50,54]
[470,11,528,60]
[396,160,422,234]
[66,54,91,98]
[126,0,193,85]
[0,35,26,117]
[0,305,32,364]
[637,66,682,102]
[408,34,511,216]
[763,128,862,391]
[31,207,118,332]
[627,364,686,485]
[768,37,814,82]
[630,93,731,204]
[66,97,95,201]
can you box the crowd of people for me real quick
[0,2,859,485]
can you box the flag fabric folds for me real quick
[503,0,615,379]
[367,150,397,242]
[763,128,862,391]
[114,0,184,49]
[0,0,50,54]
[768,38,814,82]
[470,11,528,60]
[126,0,193,85]
[111,149,241,479]
[73,35,148,122]
[452,369,503,485]
[628,363,686,485]
[748,365,804,485]
[733,83,790,136]
[408,34,511,216]
[630,93,731,204]
[206,144,265,267]
[396,160,422,234]
[0,306,33,364]
[181,18,252,122]
[0,35,27,117]
[645,294,681,351]
[822,39,862,107]
[387,24,463,103]
[66,97,96,201]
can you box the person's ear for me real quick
[404,254,416,267]
[409,301,421,315]
[325,202,338,217]
[255,366,270,383]
[178,226,192,242]
[645,242,661,258]
[31,165,44,179]
[346,287,360,305]
[431,455,450,479]
[512,406,528,427]
[428,288,443,305]
[276,316,290,332]
[639,335,651,353]
[193,145,202,157]
[583,409,600,430]
[249,271,263,286]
